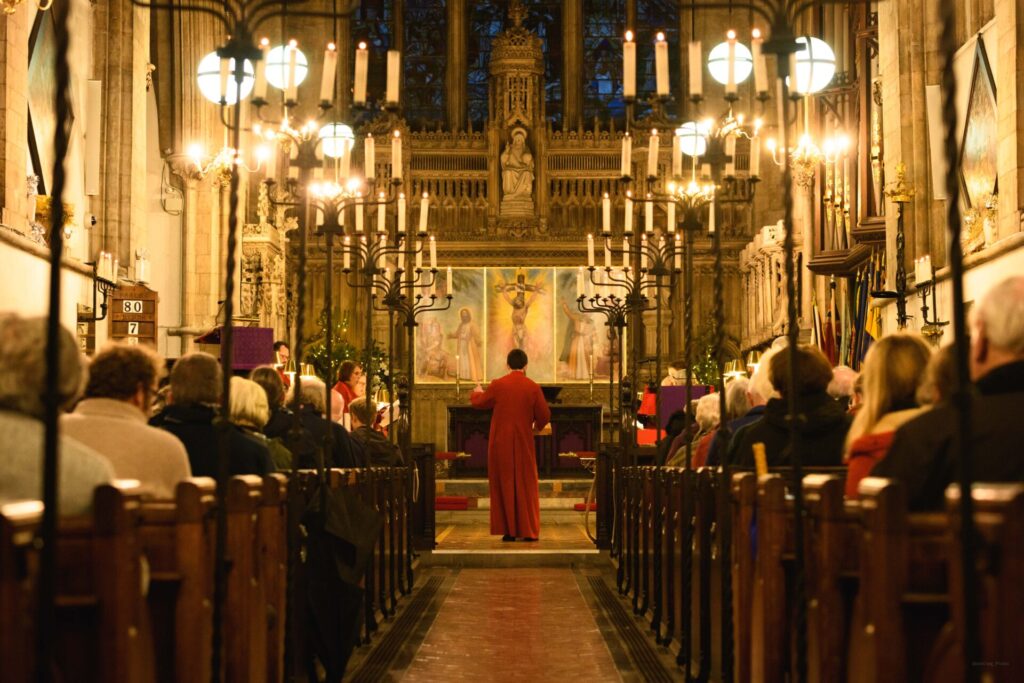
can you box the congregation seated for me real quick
[654,409,691,466]
[149,352,274,477]
[709,355,773,466]
[680,393,720,468]
[0,315,113,515]
[62,341,191,499]
[289,378,367,468]
[827,364,858,412]
[348,397,404,467]
[229,376,293,470]
[843,333,931,498]
[873,275,1024,510]
[731,344,851,468]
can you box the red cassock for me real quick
[470,370,551,538]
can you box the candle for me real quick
[655,32,669,96]
[726,30,738,95]
[752,29,768,93]
[647,129,659,178]
[622,237,630,269]
[640,235,648,270]
[688,41,703,97]
[398,241,405,271]
[667,202,676,232]
[343,237,351,269]
[354,42,369,104]
[429,236,437,269]
[377,234,386,268]
[644,197,654,232]
[602,193,611,234]
[724,135,737,177]
[604,238,612,268]
[672,133,682,177]
[749,135,761,178]
[446,266,453,294]
[386,49,400,103]
[624,193,633,233]
[623,31,636,99]
[319,43,337,103]
[918,255,933,283]
[391,130,402,179]
[674,235,682,270]
[620,132,632,178]
[339,140,351,179]
[285,41,299,102]
[355,195,364,232]
[577,267,585,298]
[415,240,423,270]
[708,198,716,234]
[219,57,230,102]
[397,193,406,233]
[113,257,120,282]
[254,38,269,100]
[364,134,375,180]
[419,192,429,232]
[377,192,386,233]
[587,234,595,267]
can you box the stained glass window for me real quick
[405,0,446,129]
[353,0,392,105]
[524,1,562,127]
[636,0,680,119]
[467,3,504,126]
[583,0,626,124]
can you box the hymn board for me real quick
[110,285,158,347]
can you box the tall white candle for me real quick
[377,192,386,233]
[708,198,716,234]
[418,192,429,232]
[640,234,648,270]
[343,236,351,269]
[391,130,402,179]
[724,135,737,177]
[644,197,654,232]
[674,235,682,270]
[688,41,703,97]
[921,255,932,282]
[429,236,437,269]
[624,194,633,233]
[446,266,453,294]
[672,133,682,177]
[355,195,364,232]
[397,193,406,233]
[364,134,375,180]
[602,193,611,233]
[623,31,636,99]
[622,237,630,269]
[354,42,369,104]
[749,135,761,177]
[751,29,768,94]
[647,129,659,178]
[254,39,269,100]
[655,32,670,96]
[667,202,676,232]
[620,133,632,177]
[319,43,337,103]
[285,41,299,102]
[726,30,738,95]
[587,234,595,267]
[386,50,400,103]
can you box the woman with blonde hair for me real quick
[843,332,932,497]
[229,376,293,469]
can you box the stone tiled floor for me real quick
[435,510,596,551]
[400,569,622,682]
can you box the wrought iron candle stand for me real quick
[873,162,915,328]
[915,277,949,344]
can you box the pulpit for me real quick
[447,405,603,478]
[194,326,275,371]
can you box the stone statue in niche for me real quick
[500,127,535,217]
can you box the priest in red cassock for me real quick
[470,348,551,541]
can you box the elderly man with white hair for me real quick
[0,315,114,515]
[873,275,1024,509]
[707,347,778,466]
[289,377,366,469]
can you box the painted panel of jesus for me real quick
[554,269,613,382]
[415,269,486,383]
[486,268,554,384]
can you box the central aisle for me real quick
[401,568,622,681]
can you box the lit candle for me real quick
[726,30,738,95]
[688,41,703,98]
[397,240,405,271]
[418,192,429,232]
[724,134,737,177]
[602,193,611,234]
[355,194,364,232]
[624,193,633,233]
[415,240,423,270]
[647,129,659,178]
[604,238,612,268]
[429,235,437,269]
[285,41,299,102]
[391,130,402,179]
[364,134,375,181]
[672,133,682,177]
[655,32,670,96]
[749,134,761,178]
[640,234,648,270]
[920,255,933,283]
[254,38,269,100]
[577,267,585,298]
[708,198,716,234]
[354,42,369,104]
[620,132,632,178]
[644,196,654,232]
[343,237,351,269]
[397,193,406,233]
[446,266,453,294]
[386,49,400,103]
[319,43,337,103]
[623,31,636,99]
[377,234,386,269]
[587,233,595,267]
[751,29,768,94]
[667,202,676,232]
[674,235,682,270]
[622,237,630,269]
[377,192,386,232]
[219,57,230,102]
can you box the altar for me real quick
[446,405,603,478]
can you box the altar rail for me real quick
[612,465,1024,682]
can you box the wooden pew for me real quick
[53,482,153,683]
[224,475,267,683]
[946,483,1024,681]
[730,471,758,683]
[258,474,289,683]
[639,466,654,615]
[137,478,217,683]
[1,499,43,682]
[657,468,679,646]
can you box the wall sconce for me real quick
[81,252,118,322]
[914,255,948,343]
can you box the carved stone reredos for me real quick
[489,0,544,131]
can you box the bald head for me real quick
[971,276,1024,380]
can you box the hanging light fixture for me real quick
[319,123,355,159]
[707,33,753,86]
[196,51,255,104]
[789,36,836,95]
[265,41,309,91]
[675,121,708,158]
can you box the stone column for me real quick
[446,0,467,131]
[562,0,583,131]
[0,9,30,233]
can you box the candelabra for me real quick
[79,260,119,323]
[915,277,949,343]
[873,162,915,328]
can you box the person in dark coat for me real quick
[348,397,404,467]
[290,378,366,469]
[150,352,274,477]
[731,345,851,468]
[872,276,1024,510]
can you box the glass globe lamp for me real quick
[675,122,708,158]
[265,43,309,91]
[790,36,836,95]
[319,123,355,159]
[707,39,753,85]
[196,51,255,105]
